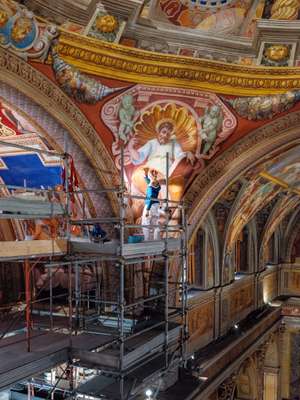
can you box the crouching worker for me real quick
[91,223,108,242]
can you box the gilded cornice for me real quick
[0,47,119,214]
[56,30,300,96]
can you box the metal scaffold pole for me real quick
[24,259,31,352]
[0,132,190,400]
[63,133,71,242]
[164,153,170,370]
[181,205,188,366]
[119,142,125,400]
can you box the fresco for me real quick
[102,85,237,225]
[207,235,214,287]
[0,98,88,241]
[188,301,214,339]
[52,50,121,104]
[226,90,300,121]
[0,99,62,188]
[263,0,300,20]
[243,0,265,38]
[149,0,253,34]
[0,0,57,61]
[225,176,280,255]
[291,333,300,398]
[259,43,295,67]
[265,145,300,190]
[260,194,299,265]
[229,283,253,318]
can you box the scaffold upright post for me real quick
[181,204,188,366]
[164,152,170,369]
[119,142,126,400]
[24,259,31,352]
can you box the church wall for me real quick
[280,264,300,296]
[187,290,215,354]
[260,267,279,305]
[220,276,255,335]
[279,325,299,400]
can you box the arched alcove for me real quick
[189,210,220,289]
[263,337,280,400]
[186,113,300,242]
[234,358,258,400]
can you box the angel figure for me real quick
[198,105,223,156]
[118,94,137,143]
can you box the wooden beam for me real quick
[0,239,67,260]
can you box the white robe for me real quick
[132,138,185,176]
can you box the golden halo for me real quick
[155,118,176,135]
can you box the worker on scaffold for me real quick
[142,167,163,241]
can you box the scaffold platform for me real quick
[0,332,69,390]
[70,238,182,258]
[0,239,67,260]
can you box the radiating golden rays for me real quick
[134,103,198,153]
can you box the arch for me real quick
[206,210,221,287]
[264,337,280,369]
[0,47,119,214]
[247,218,258,274]
[186,112,300,242]
[234,358,258,400]
[259,195,300,268]
[188,210,220,288]
[284,207,300,262]
[263,336,280,400]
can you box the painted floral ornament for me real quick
[95,15,118,33]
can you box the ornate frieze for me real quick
[55,30,300,96]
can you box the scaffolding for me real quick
[0,140,189,400]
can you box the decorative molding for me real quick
[55,30,300,96]
[218,374,236,400]
[186,112,300,241]
[0,46,119,214]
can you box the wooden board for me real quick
[0,239,67,259]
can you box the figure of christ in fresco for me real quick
[123,107,200,223]
[128,119,195,178]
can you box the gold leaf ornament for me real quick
[271,0,300,19]
[95,15,118,33]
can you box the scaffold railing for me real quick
[0,140,189,400]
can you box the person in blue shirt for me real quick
[91,223,108,242]
[142,167,164,240]
[144,167,161,217]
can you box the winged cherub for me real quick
[198,105,223,156]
